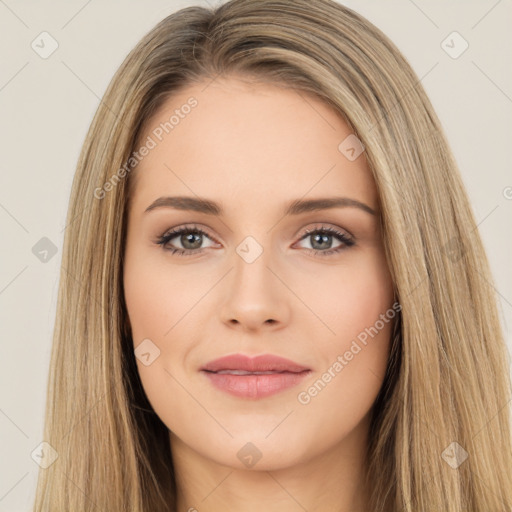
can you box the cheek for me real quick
[293,252,394,400]
[123,252,199,428]
[293,253,394,429]
[123,253,206,343]
[298,250,394,347]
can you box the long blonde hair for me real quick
[33,0,512,510]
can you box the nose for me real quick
[219,246,291,332]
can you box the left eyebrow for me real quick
[285,197,376,216]
[144,195,377,216]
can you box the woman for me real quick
[33,0,512,510]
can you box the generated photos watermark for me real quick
[297,301,401,405]
[94,96,198,200]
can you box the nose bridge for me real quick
[218,233,290,329]
[232,233,275,296]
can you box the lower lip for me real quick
[201,370,311,399]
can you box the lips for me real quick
[201,353,310,374]
[200,354,311,399]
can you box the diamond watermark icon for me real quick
[441,31,469,59]
[237,442,263,468]
[134,338,161,366]
[31,31,59,59]
[441,441,468,469]
[338,134,365,161]
[442,236,466,263]
[31,441,58,469]
[236,236,263,264]
[32,237,58,263]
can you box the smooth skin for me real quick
[123,76,395,512]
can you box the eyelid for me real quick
[295,223,354,241]
[156,223,220,246]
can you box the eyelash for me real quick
[155,223,355,258]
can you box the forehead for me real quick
[130,76,377,214]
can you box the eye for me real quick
[155,223,355,257]
[294,225,355,258]
[155,224,218,256]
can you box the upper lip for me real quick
[201,354,310,373]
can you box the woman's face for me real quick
[123,76,395,471]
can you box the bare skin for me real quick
[123,75,395,511]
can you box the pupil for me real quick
[182,233,202,249]
[312,233,331,250]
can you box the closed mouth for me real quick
[205,369,309,375]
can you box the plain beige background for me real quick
[0,1,511,510]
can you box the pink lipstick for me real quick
[201,353,311,399]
